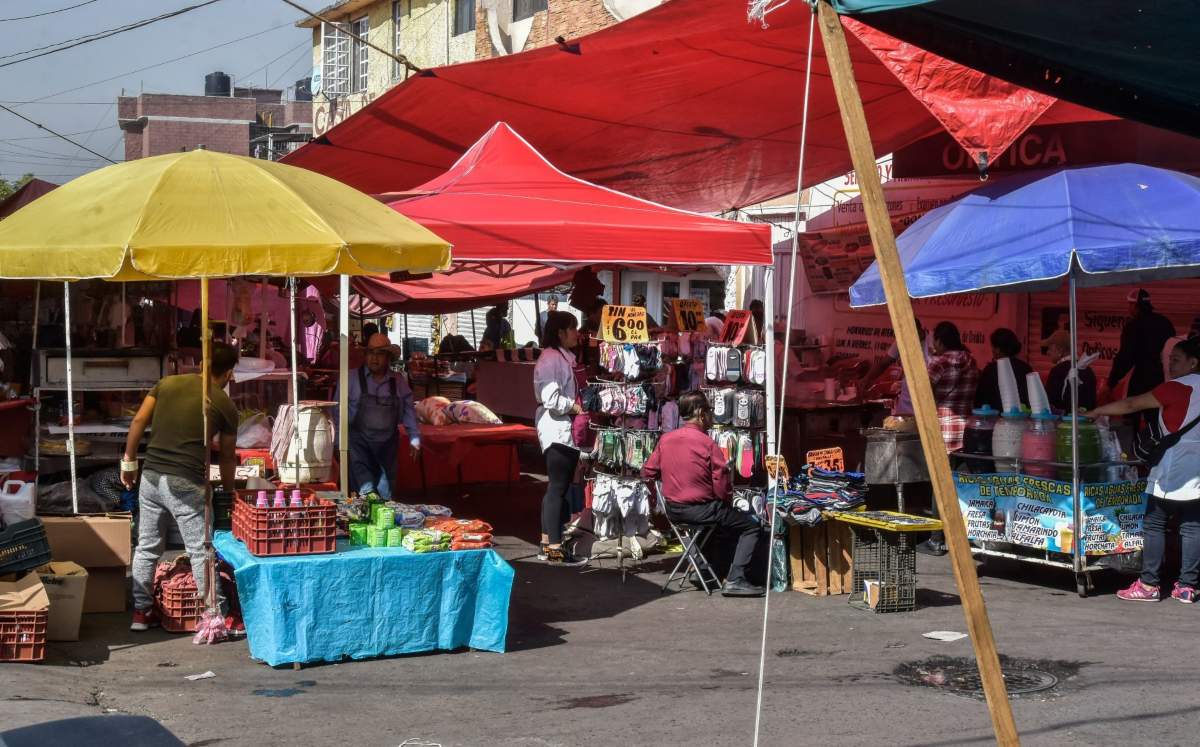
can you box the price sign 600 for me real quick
[601,304,649,343]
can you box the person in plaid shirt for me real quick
[927,322,980,452]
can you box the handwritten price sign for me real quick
[719,309,753,345]
[601,304,649,343]
[672,298,707,332]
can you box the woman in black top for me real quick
[974,328,1033,411]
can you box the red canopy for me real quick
[284,0,1106,213]
[313,263,578,316]
[385,122,773,267]
[0,178,57,220]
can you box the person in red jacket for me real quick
[642,390,764,597]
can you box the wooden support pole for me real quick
[815,3,1020,744]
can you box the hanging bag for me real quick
[1134,412,1200,468]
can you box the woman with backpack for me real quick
[1092,337,1200,604]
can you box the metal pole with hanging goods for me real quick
[814,1,1019,743]
[62,282,78,514]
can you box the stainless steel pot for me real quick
[862,427,929,485]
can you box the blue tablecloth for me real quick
[214,531,513,666]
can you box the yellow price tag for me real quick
[601,304,649,343]
[671,298,706,332]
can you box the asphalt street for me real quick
[1,487,1195,746]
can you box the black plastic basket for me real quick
[212,490,234,531]
[848,525,917,613]
[0,518,52,576]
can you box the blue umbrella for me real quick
[847,163,1200,583]
[849,163,1200,307]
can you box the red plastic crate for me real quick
[0,609,47,662]
[231,490,336,557]
[157,585,204,633]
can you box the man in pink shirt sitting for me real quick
[642,391,765,597]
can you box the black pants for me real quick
[667,500,762,584]
[542,444,580,544]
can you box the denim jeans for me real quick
[1140,495,1200,588]
[349,429,398,499]
[132,470,226,613]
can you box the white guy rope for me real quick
[752,3,817,745]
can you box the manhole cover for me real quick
[895,656,1061,698]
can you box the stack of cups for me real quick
[1027,372,1051,415]
[997,357,1021,414]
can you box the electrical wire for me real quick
[15,21,295,105]
[0,103,117,163]
[0,0,225,69]
[0,0,101,22]
[235,39,310,87]
[752,4,817,746]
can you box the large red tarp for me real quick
[284,0,1104,213]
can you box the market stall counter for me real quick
[394,423,537,494]
[214,531,513,666]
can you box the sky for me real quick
[0,0,312,185]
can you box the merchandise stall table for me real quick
[214,531,514,666]
[394,423,537,493]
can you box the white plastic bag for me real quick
[236,412,272,449]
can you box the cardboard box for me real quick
[35,561,88,641]
[81,567,126,614]
[0,572,49,612]
[40,515,132,568]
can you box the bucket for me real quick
[0,480,35,526]
[278,404,335,484]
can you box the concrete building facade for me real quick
[300,0,666,136]
[117,80,312,161]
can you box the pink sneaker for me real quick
[1117,579,1160,602]
[1171,582,1196,604]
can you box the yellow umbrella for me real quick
[0,150,452,620]
[0,149,451,279]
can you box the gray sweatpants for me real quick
[131,469,224,613]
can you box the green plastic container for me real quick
[367,526,388,548]
[348,523,369,546]
[1055,416,1104,482]
[375,507,395,529]
[386,527,404,547]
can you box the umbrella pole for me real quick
[815,2,1019,743]
[289,278,301,488]
[259,279,268,361]
[201,278,216,610]
[339,275,350,499]
[1069,268,1081,574]
[63,282,78,514]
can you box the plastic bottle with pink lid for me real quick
[1021,412,1058,477]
